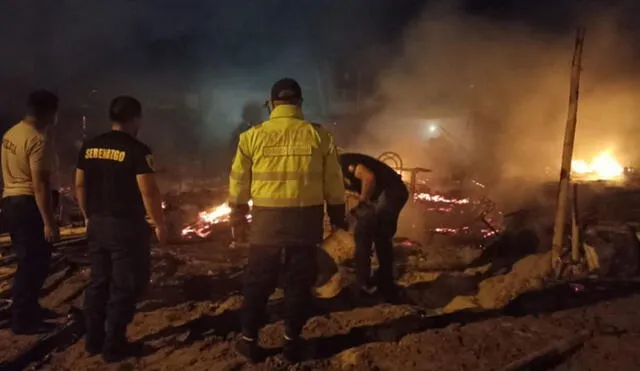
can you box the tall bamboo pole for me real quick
[551,28,586,270]
[571,183,581,262]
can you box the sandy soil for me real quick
[2,238,640,371]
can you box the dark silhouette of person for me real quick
[230,102,265,154]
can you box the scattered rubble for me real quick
[1,183,640,370]
[1,233,640,370]
[444,252,551,313]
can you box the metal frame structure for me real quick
[377,151,432,195]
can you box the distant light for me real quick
[421,120,441,140]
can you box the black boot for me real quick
[85,318,106,356]
[102,337,142,363]
[85,331,105,356]
[353,283,378,302]
[11,320,56,335]
[379,281,402,304]
[35,306,61,320]
[282,336,305,364]
[11,306,56,335]
[234,336,263,363]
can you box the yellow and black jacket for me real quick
[229,104,345,245]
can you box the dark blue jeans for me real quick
[83,216,151,348]
[2,196,52,329]
[354,185,409,288]
[241,243,318,340]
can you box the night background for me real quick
[1,0,639,193]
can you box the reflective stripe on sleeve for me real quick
[250,171,323,181]
[229,170,251,181]
[250,197,325,208]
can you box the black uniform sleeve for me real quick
[76,144,86,170]
[133,145,155,175]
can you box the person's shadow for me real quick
[138,264,245,313]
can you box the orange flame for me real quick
[572,152,623,181]
[181,200,253,239]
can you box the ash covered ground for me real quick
[3,235,640,371]
[3,181,640,370]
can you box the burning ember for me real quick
[433,227,497,239]
[413,191,503,241]
[414,192,470,204]
[181,200,253,239]
[572,152,624,181]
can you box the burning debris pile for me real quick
[571,151,625,182]
[170,151,503,245]
[411,186,503,242]
[173,178,503,246]
[181,201,252,239]
[177,189,502,244]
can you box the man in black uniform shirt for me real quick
[339,153,409,300]
[75,96,167,362]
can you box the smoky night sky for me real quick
[1,0,640,190]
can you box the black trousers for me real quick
[353,185,409,288]
[241,244,318,340]
[83,216,151,348]
[2,196,52,328]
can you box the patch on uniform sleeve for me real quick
[145,154,155,171]
[263,146,312,157]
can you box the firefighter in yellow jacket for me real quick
[229,78,346,364]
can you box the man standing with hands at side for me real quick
[230,78,346,364]
[2,90,60,334]
[75,96,167,363]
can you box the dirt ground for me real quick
[2,238,640,371]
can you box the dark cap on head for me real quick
[270,78,302,101]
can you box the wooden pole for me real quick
[551,28,586,271]
[571,183,581,262]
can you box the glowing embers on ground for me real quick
[433,227,498,239]
[414,192,471,204]
[180,190,501,241]
[572,152,624,181]
[181,200,253,239]
[413,191,472,213]
[413,190,502,240]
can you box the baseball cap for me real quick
[270,78,302,101]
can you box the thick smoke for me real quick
[0,0,403,178]
[350,1,640,209]
[3,0,640,198]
